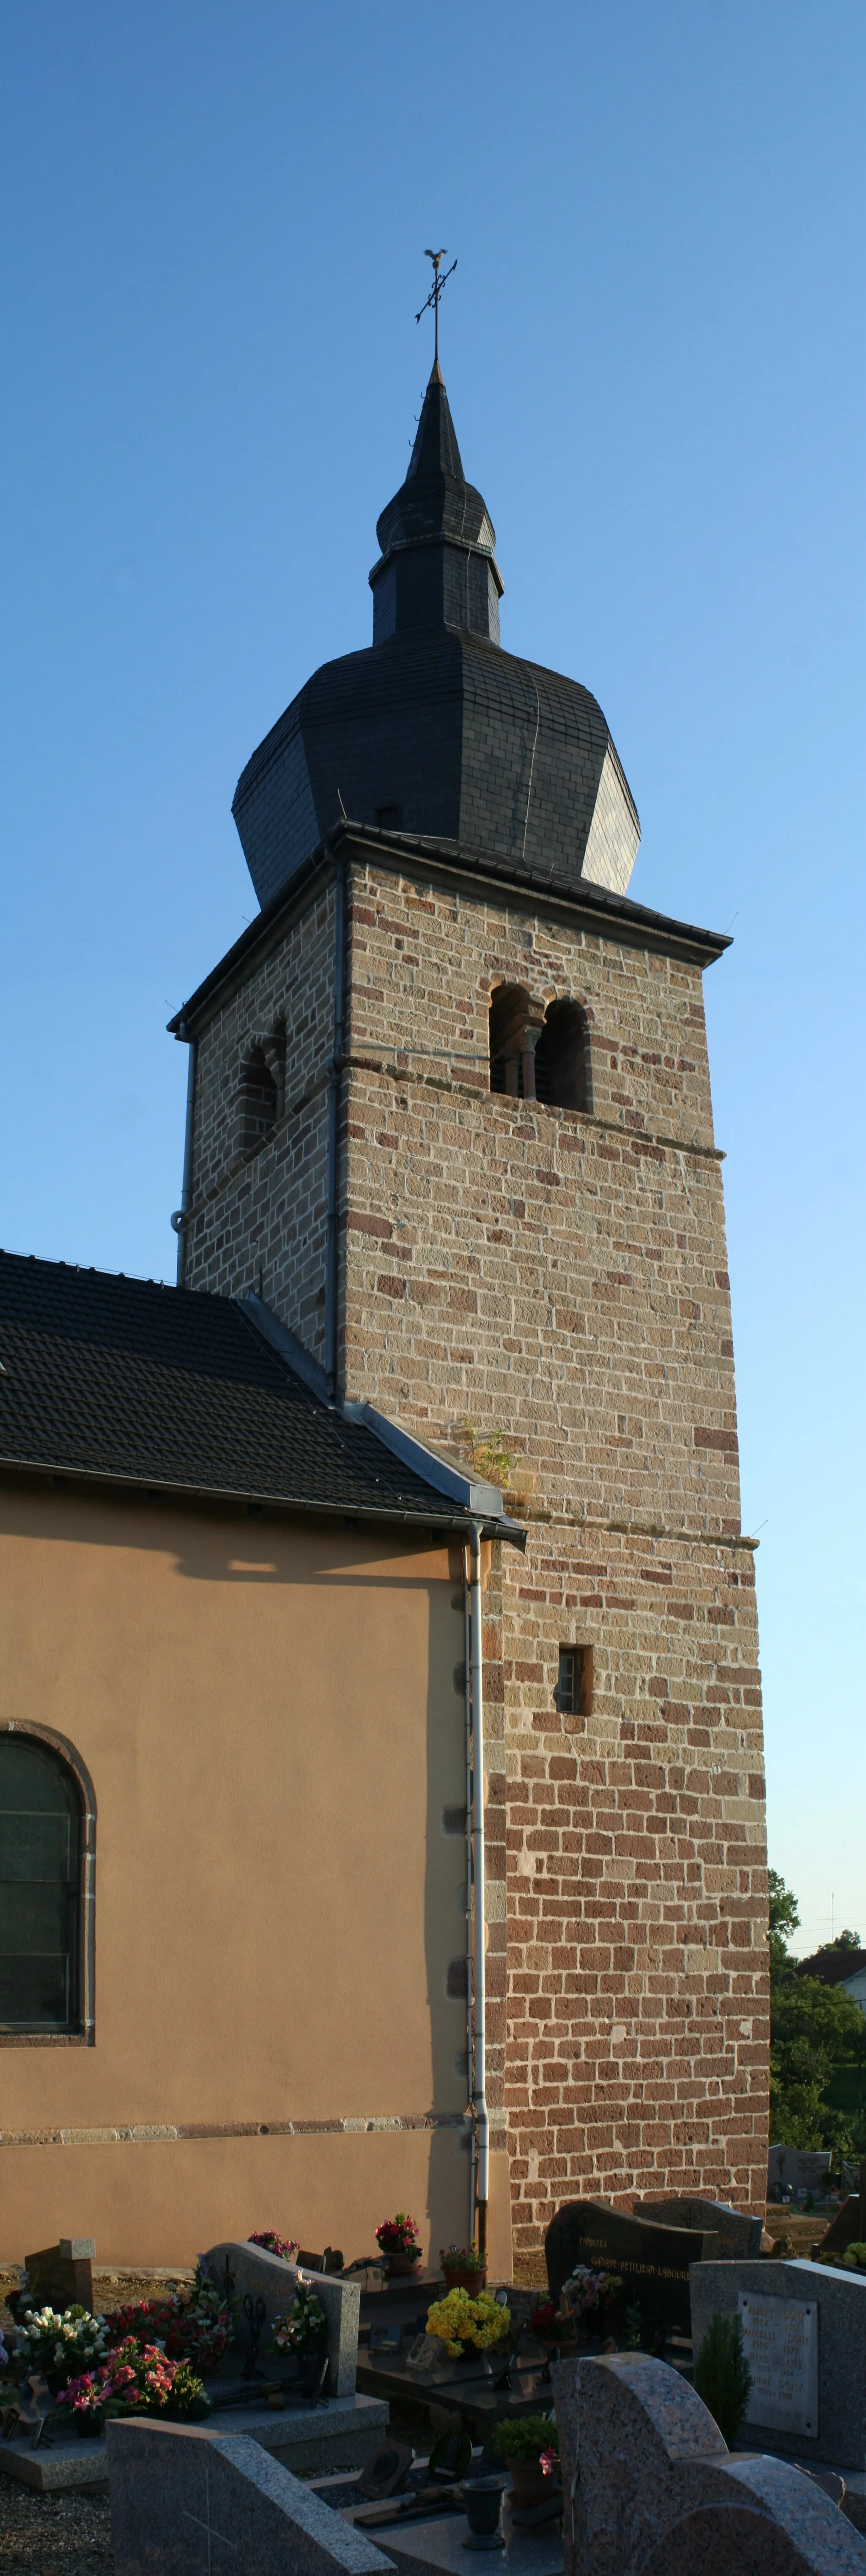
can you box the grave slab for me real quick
[378,2494,562,2576]
[107,2418,394,2575]
[201,2240,360,2396]
[691,2259,866,2470]
[0,2389,389,2494]
[550,2350,866,2576]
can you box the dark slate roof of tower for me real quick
[232,370,641,915]
[0,1252,512,1535]
[374,360,493,557]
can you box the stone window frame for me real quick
[554,1644,594,1722]
[0,1721,96,2049]
[488,981,593,1112]
[235,1019,287,1158]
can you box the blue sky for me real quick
[1,1,863,1954]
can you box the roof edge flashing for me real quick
[239,1293,331,1401]
[343,1400,502,1516]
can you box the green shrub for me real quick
[693,2312,752,2449]
[491,2412,559,2463]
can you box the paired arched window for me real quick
[489,988,590,1112]
[0,1735,84,2031]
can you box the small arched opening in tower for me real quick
[238,1045,280,1154]
[534,1000,591,1112]
[489,984,532,1096]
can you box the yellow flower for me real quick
[425,2290,510,2357]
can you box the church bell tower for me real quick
[171,342,769,2252]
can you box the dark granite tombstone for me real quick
[24,2238,95,2313]
[545,2199,718,2337]
[818,2196,866,2260]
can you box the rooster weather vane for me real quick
[416,247,457,368]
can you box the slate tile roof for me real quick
[0,1252,481,1530]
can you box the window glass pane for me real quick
[0,1740,81,2030]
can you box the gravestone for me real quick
[107,2418,394,2575]
[23,2238,95,2312]
[200,2240,359,2397]
[545,2199,718,2336]
[550,2350,866,2576]
[691,2258,866,2469]
[769,2149,833,2201]
[635,2196,764,2258]
[819,2195,866,2260]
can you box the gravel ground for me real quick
[0,2485,113,2576]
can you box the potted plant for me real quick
[440,2242,487,2296]
[528,2300,578,2356]
[491,2412,559,2508]
[375,2213,422,2277]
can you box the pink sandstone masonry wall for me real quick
[184,850,769,2240]
[185,882,335,1365]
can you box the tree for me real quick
[819,1930,861,1953]
[769,1870,866,2153]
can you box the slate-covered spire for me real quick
[370,363,503,644]
[405,357,466,484]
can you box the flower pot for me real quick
[463,2474,505,2546]
[506,2460,550,2509]
[442,2268,487,2297]
[75,2412,103,2438]
[381,2252,421,2277]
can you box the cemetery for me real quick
[4,2178,866,2571]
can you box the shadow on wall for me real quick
[424,1542,474,2252]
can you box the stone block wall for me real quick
[184,882,335,1363]
[181,845,769,2241]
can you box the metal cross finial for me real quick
[416,247,457,366]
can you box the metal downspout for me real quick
[465,1556,476,2241]
[171,1022,198,1289]
[324,850,347,1402]
[469,1519,489,2262]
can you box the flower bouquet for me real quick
[102,2265,233,2375]
[425,2288,511,2362]
[56,2339,208,2435]
[248,2231,300,2262]
[270,2283,330,2397]
[439,2242,487,2296]
[559,2264,623,2326]
[13,2305,109,2395]
[375,2212,421,2275]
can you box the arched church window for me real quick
[489,985,533,1097]
[238,1030,284,1155]
[0,1736,83,2031]
[534,999,591,1113]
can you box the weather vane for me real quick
[416,248,457,368]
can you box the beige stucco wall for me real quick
[0,1480,514,2271]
